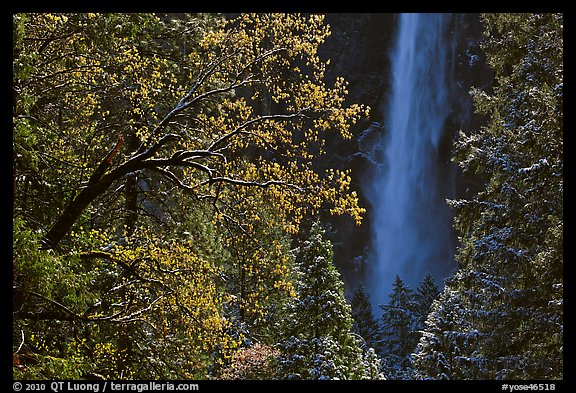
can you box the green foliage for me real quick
[275,223,379,380]
[351,285,380,351]
[13,217,125,379]
[412,273,440,331]
[13,12,370,380]
[286,223,353,339]
[411,280,468,380]
[378,275,418,379]
[361,273,441,379]
[414,13,563,380]
[216,203,296,342]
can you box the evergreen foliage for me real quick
[276,223,383,380]
[12,11,562,381]
[351,285,380,351]
[377,275,417,379]
[412,272,440,332]
[413,13,563,380]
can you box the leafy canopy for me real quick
[13,12,369,379]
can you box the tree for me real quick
[413,13,563,380]
[411,275,470,380]
[14,13,366,250]
[13,13,236,378]
[13,13,369,379]
[275,223,378,380]
[412,272,440,332]
[217,206,297,349]
[378,275,418,379]
[351,285,380,351]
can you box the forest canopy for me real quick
[13,12,371,379]
[413,13,563,380]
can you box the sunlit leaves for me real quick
[174,13,368,235]
[14,12,369,379]
[13,13,187,232]
[109,229,238,377]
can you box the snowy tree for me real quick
[275,222,381,380]
[378,275,418,379]
[414,13,563,380]
[351,285,380,351]
[412,272,488,380]
[412,272,440,332]
[360,347,386,380]
[412,286,458,380]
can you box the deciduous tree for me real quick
[13,12,368,379]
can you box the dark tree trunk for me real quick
[39,130,215,250]
[41,178,114,249]
[124,132,140,237]
[124,175,138,236]
[41,136,125,250]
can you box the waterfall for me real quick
[365,13,458,309]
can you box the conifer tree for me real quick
[413,13,563,380]
[351,285,380,351]
[378,275,417,379]
[412,273,474,380]
[276,223,381,379]
[412,272,440,332]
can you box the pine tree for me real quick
[412,272,479,380]
[361,347,386,380]
[413,13,563,380]
[351,285,380,351]
[413,272,440,332]
[379,275,418,379]
[276,223,381,380]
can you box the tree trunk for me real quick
[124,132,140,237]
[41,177,115,249]
[41,136,125,250]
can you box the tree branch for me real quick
[40,55,305,250]
[202,177,304,192]
[149,167,198,195]
[208,111,307,153]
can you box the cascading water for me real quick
[364,13,459,309]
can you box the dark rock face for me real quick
[316,13,494,290]
[314,14,395,287]
[321,13,397,119]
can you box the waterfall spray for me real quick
[364,13,458,309]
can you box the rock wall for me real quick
[316,13,494,290]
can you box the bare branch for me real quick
[149,167,197,194]
[233,47,288,81]
[202,177,304,192]
[143,158,214,177]
[208,111,307,152]
[27,290,87,321]
[179,78,262,114]
[171,149,226,162]
[114,294,168,323]
[132,133,181,161]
